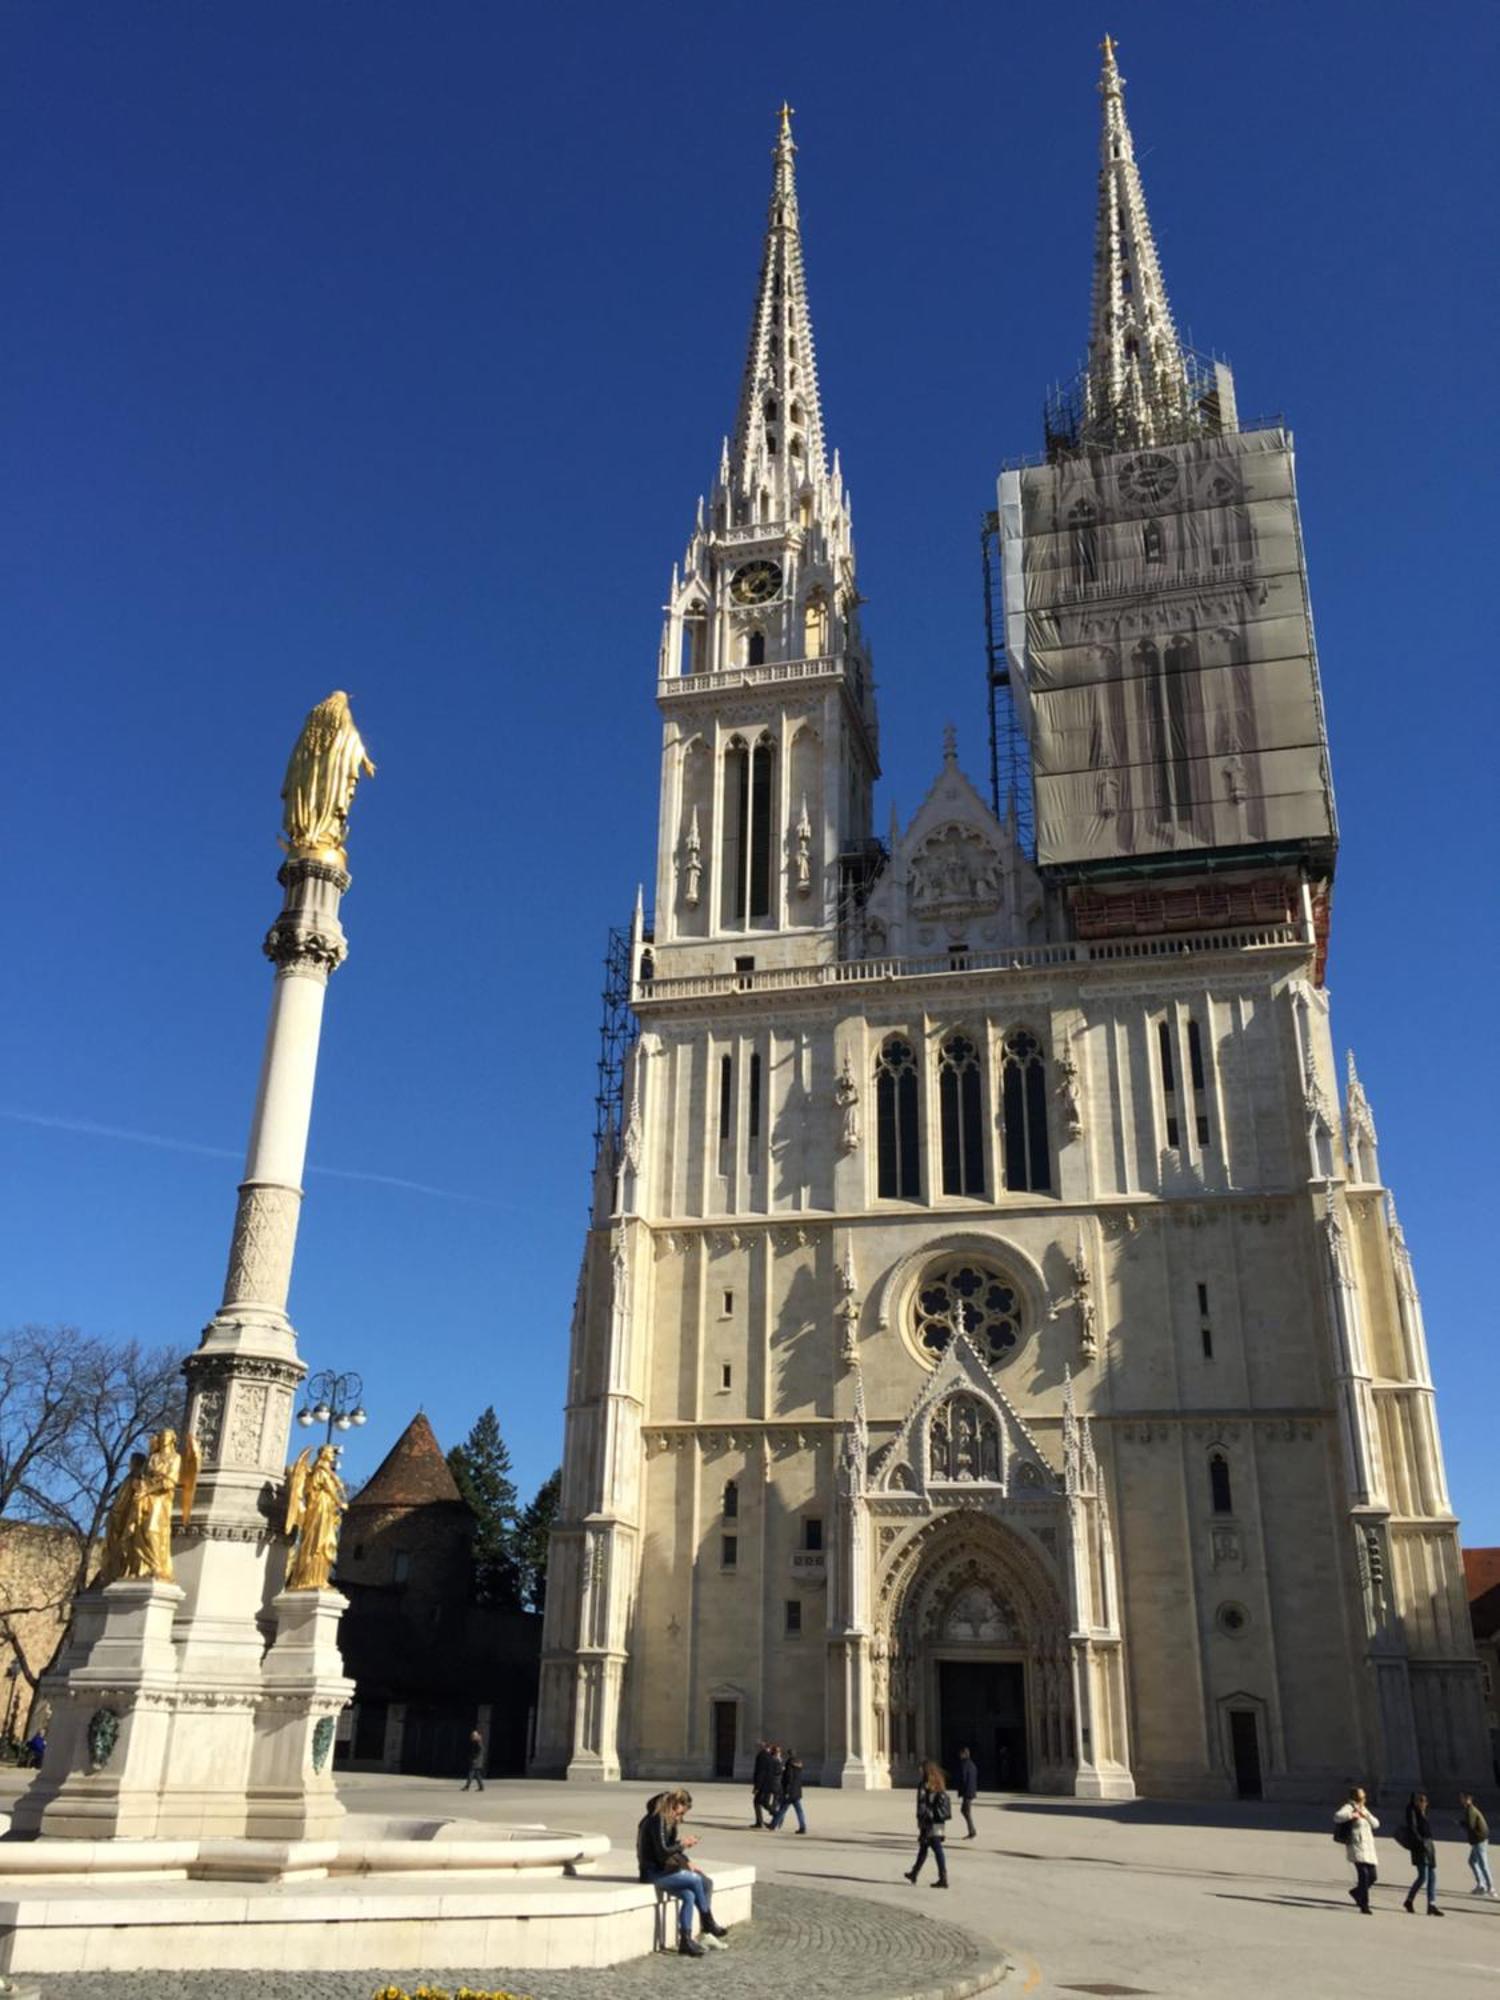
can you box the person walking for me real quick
[636,1788,733,1957]
[956,1746,979,1839]
[770,1748,807,1834]
[759,1742,784,1830]
[750,1740,773,1828]
[1401,1790,1443,1915]
[903,1759,952,1889]
[1458,1792,1495,1897]
[1333,1784,1380,1914]
[25,1730,45,1771]
[462,1727,486,1791]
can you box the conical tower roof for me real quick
[351,1411,465,1509]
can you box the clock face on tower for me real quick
[730,559,783,605]
[1116,452,1179,505]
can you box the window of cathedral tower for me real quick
[912,1260,1022,1369]
[1000,1029,1052,1193]
[1209,1450,1234,1515]
[875,1036,921,1200]
[938,1033,986,1197]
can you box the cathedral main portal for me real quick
[938,1659,1028,1791]
[876,1510,1075,1793]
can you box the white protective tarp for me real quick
[998,429,1336,867]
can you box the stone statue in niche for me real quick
[929,1414,950,1482]
[793,795,813,895]
[682,807,702,908]
[834,1253,862,1364]
[1049,1231,1098,1362]
[834,1052,860,1154]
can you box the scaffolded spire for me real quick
[728,103,827,517]
[1084,35,1193,449]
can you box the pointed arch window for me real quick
[722,734,776,924]
[1001,1029,1051,1192]
[722,1480,739,1520]
[802,589,829,658]
[1143,518,1164,564]
[875,1037,920,1200]
[938,1033,986,1197]
[746,629,766,667]
[1209,1450,1233,1515]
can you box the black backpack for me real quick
[932,1788,952,1825]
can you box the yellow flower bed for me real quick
[371,1986,534,2000]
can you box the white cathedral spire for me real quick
[1083,36,1193,449]
[726,103,828,518]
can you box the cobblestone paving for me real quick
[37,1883,1008,2000]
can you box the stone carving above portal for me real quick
[909,824,1001,916]
[940,1582,1020,1644]
[871,1336,1055,1502]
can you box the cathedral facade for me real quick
[534,60,1485,1802]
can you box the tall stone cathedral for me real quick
[534,50,1485,1801]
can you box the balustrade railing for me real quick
[637,921,1306,1003]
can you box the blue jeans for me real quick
[910,1832,947,1881]
[1406,1846,1437,1907]
[647,1867,714,1937]
[1468,1841,1493,1893]
[771,1798,806,1832]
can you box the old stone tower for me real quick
[533,62,1485,1801]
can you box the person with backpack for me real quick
[749,1741,773,1828]
[903,1758,951,1889]
[1458,1791,1495,1897]
[769,1748,806,1834]
[1333,1783,1380,1914]
[1401,1790,1443,1915]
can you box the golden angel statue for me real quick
[97,1428,199,1586]
[283,1443,348,1591]
[280,691,376,864]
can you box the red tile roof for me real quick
[1464,1549,1500,1603]
[351,1413,465,1509]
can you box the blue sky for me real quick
[4,1,1497,1537]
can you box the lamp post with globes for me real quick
[295,1369,368,1445]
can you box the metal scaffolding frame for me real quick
[981,510,1035,857]
[592,923,637,1176]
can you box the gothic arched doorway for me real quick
[875,1509,1074,1794]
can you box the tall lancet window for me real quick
[721,734,776,924]
[1000,1029,1051,1192]
[938,1033,986,1197]
[875,1037,920,1199]
[1068,499,1099,584]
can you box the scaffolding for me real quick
[592,922,637,1179]
[981,510,1035,857]
[836,839,888,959]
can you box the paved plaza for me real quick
[7,1771,1498,1999]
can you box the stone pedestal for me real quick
[243,1589,353,1841]
[11,1581,184,1841]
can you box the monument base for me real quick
[0,1822,754,1976]
[244,1588,353,1842]
[9,1581,185,1842]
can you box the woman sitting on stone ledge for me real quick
[635,1788,734,1958]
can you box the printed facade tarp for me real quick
[998,428,1336,867]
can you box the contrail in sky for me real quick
[0,1107,506,1209]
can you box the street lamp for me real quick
[296,1370,368,1444]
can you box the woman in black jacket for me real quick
[903,1759,951,1888]
[770,1749,807,1834]
[1402,1790,1443,1916]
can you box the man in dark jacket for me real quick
[769,1748,806,1834]
[636,1788,732,1957]
[759,1743,784,1828]
[750,1741,773,1828]
[957,1747,979,1839]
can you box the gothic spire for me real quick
[728,104,827,516]
[1084,35,1193,449]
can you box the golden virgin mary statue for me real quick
[280,691,376,864]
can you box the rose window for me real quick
[913,1261,1021,1367]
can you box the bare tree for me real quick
[0,1325,183,1723]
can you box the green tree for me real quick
[447,1406,520,1607]
[515,1467,561,1614]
